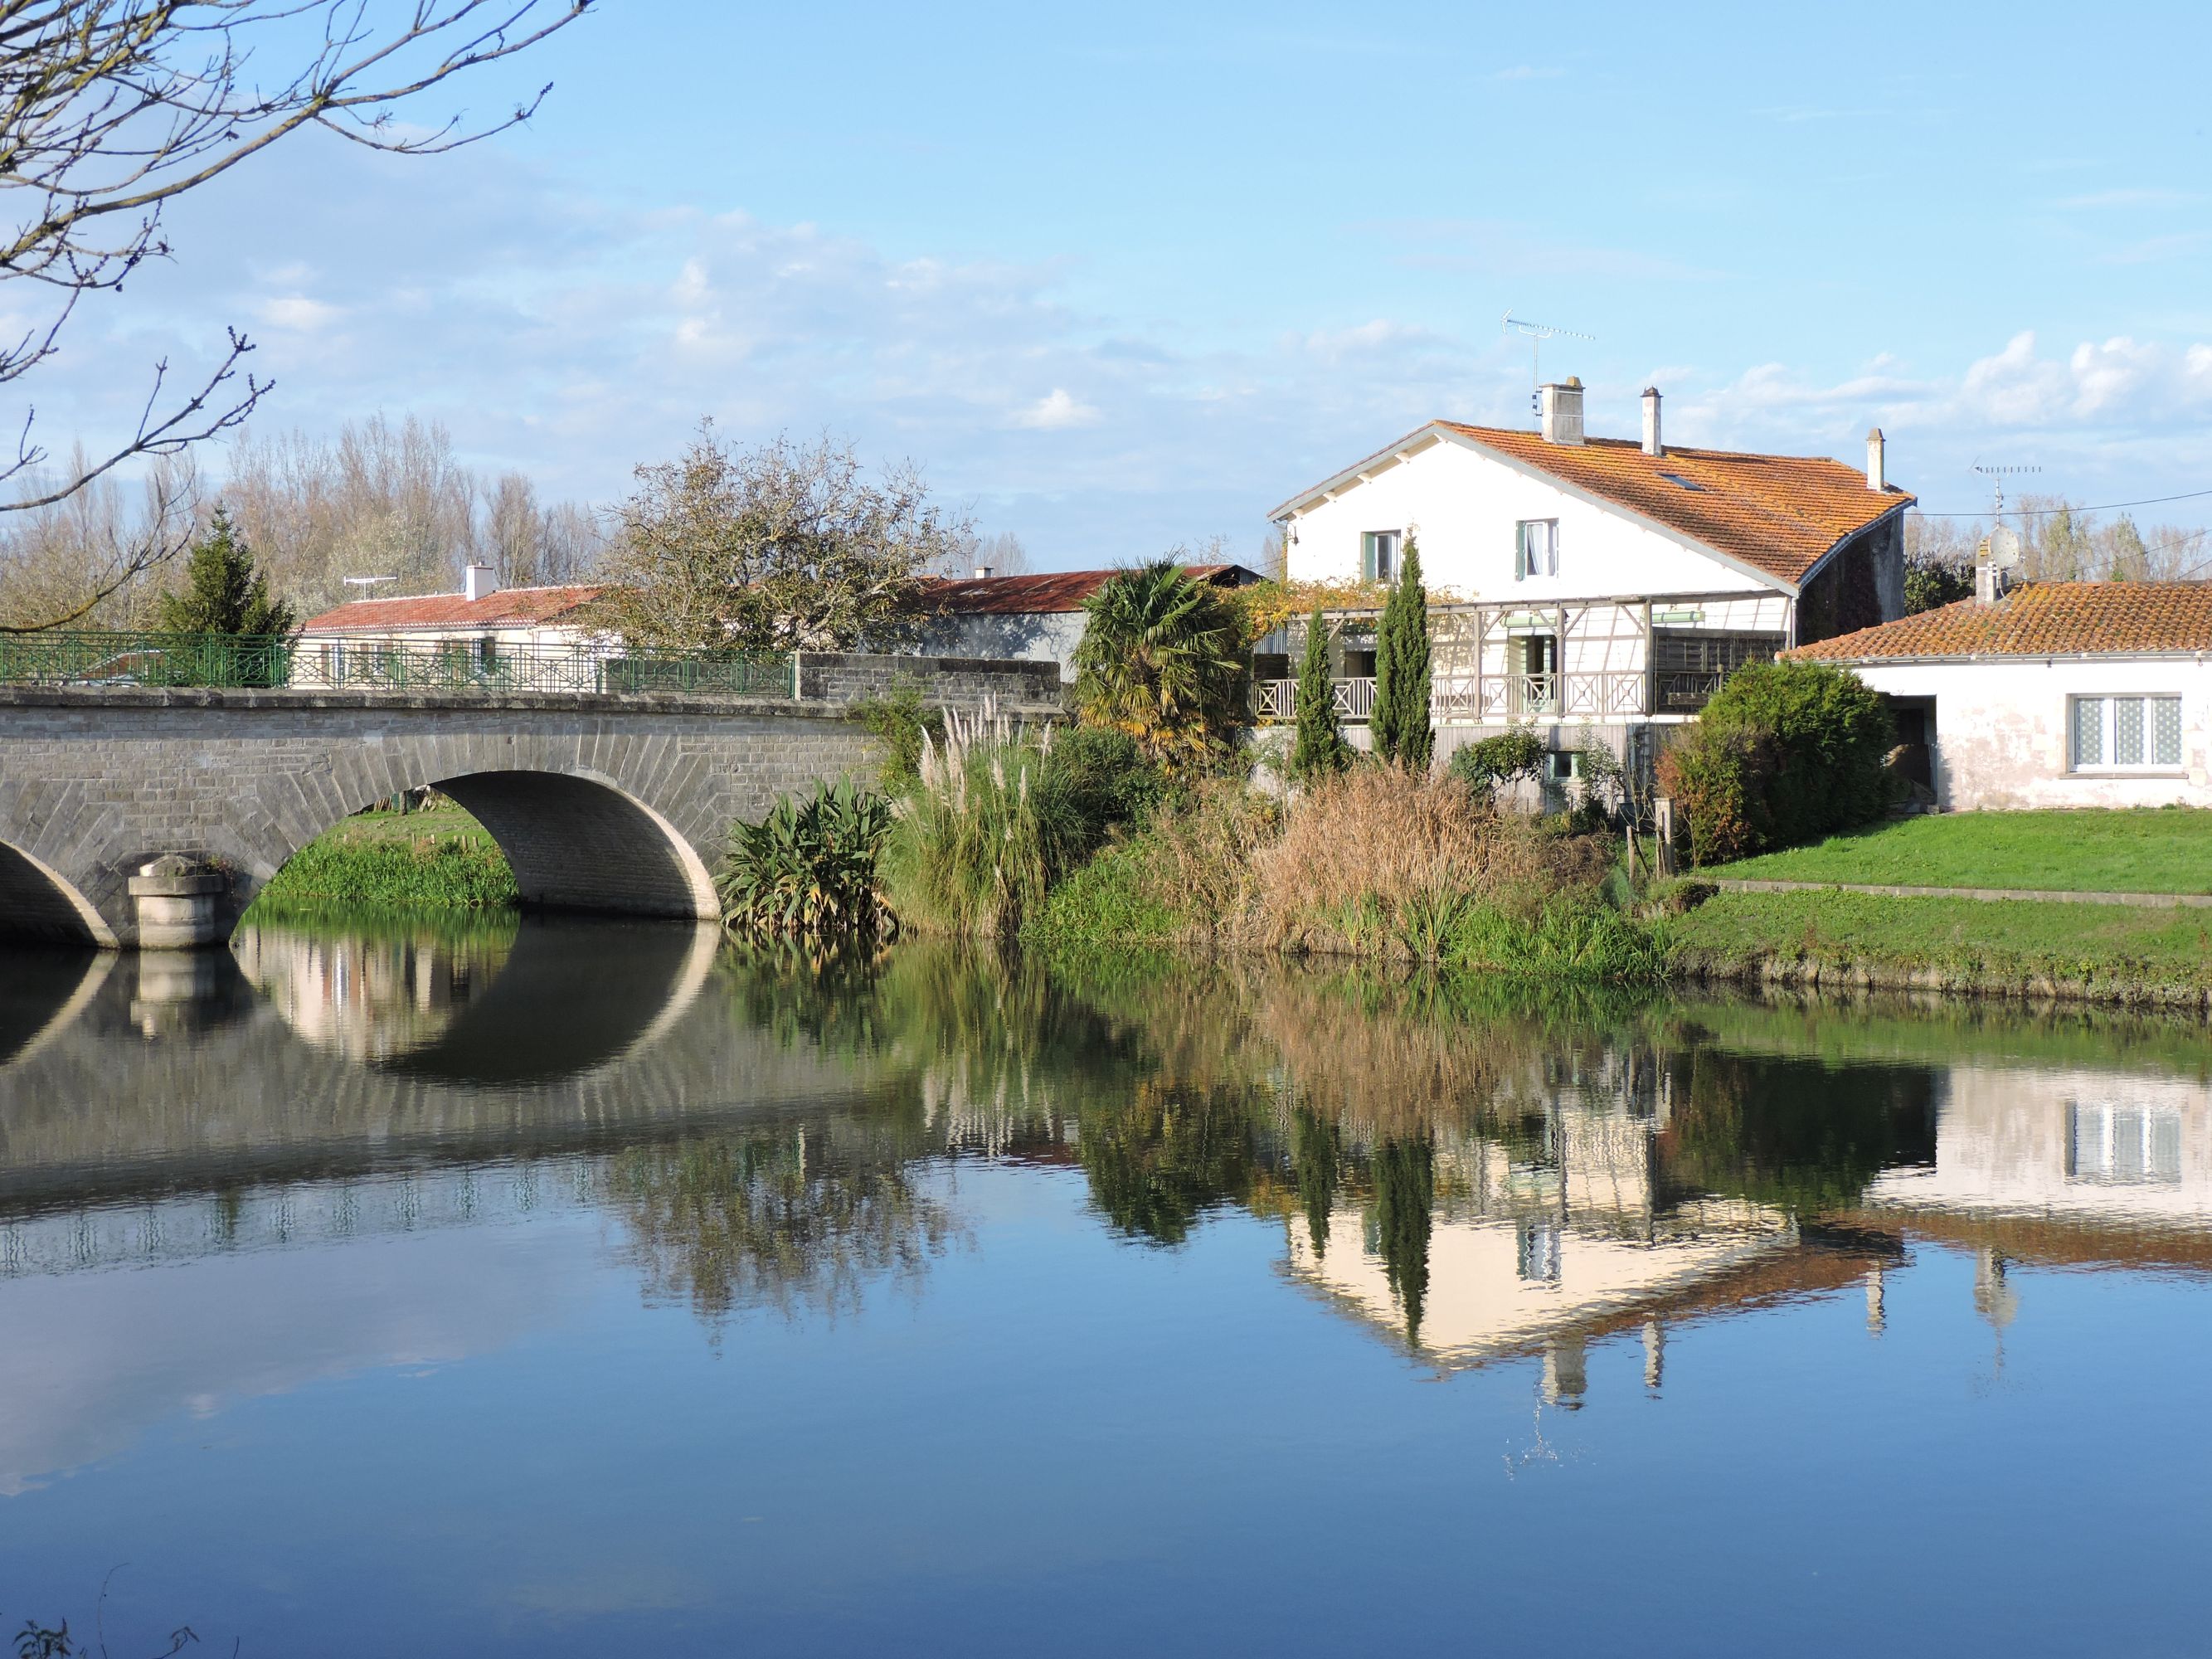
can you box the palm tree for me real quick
[1072,558,1247,765]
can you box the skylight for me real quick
[1656,471,1706,492]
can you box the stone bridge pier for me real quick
[0,657,1058,946]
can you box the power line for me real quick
[1912,485,2212,518]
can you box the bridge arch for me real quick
[0,840,119,947]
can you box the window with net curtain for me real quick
[2070,695,2182,769]
[1515,519,1558,580]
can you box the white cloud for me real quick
[254,294,341,332]
[1011,387,1101,430]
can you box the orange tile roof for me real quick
[299,583,608,634]
[1436,425,1913,586]
[918,563,1262,615]
[1789,581,2212,662]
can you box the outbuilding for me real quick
[1787,580,2212,810]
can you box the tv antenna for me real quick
[1503,313,1596,421]
[342,575,397,589]
[1971,461,2040,519]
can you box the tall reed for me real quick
[884,704,1082,937]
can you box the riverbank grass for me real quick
[1708,806,2212,894]
[250,805,518,911]
[1672,888,2212,1000]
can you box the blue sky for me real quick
[34,0,2212,565]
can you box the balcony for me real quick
[1253,668,1730,723]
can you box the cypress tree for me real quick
[158,508,294,638]
[1287,607,1349,781]
[1371,538,1432,770]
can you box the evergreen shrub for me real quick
[1657,660,1894,865]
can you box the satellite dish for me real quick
[1988,526,2024,572]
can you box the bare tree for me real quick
[484,469,604,586]
[596,424,970,653]
[0,448,197,627]
[0,0,593,630]
[957,528,1028,576]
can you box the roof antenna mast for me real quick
[1503,313,1596,426]
[1970,460,2040,522]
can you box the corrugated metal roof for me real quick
[919,564,1262,615]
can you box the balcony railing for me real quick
[0,631,795,698]
[1254,667,1735,722]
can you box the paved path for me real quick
[1706,878,2212,910]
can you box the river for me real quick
[3,916,2210,1654]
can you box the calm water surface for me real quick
[3,917,2211,1654]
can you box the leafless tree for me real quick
[0,0,594,630]
[957,527,1028,576]
[0,447,197,626]
[484,469,603,586]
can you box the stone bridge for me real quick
[0,654,1059,946]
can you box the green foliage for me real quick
[1369,538,1432,769]
[1657,659,1894,865]
[1047,722,1165,833]
[1287,608,1351,782]
[1369,1136,1434,1343]
[153,506,294,685]
[853,682,941,787]
[1446,725,1545,790]
[255,830,518,909]
[720,779,896,940]
[1072,557,1248,766]
[1903,552,1974,615]
[884,712,1086,937]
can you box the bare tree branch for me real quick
[0,0,593,629]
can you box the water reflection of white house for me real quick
[1286,1094,1797,1391]
[1859,1063,2212,1243]
[231,924,507,1062]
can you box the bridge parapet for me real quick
[0,652,1062,946]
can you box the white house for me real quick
[293,565,610,688]
[1789,579,2212,810]
[910,562,1265,682]
[1266,380,1913,770]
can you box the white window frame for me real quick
[2069,693,2183,773]
[1361,529,1401,583]
[1515,518,1559,581]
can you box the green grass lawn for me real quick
[250,804,518,910]
[1671,888,2212,995]
[1708,807,2212,895]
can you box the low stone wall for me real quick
[795,651,1062,709]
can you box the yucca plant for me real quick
[719,778,897,940]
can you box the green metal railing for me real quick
[0,631,795,698]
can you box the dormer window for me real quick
[1516,519,1559,581]
[1360,530,1401,582]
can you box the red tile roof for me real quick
[919,563,1262,615]
[1789,581,2212,662]
[299,584,608,634]
[1276,422,1913,588]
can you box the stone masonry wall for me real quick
[795,651,1063,708]
[0,686,896,945]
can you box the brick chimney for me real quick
[463,563,496,603]
[1866,428,1886,492]
[1641,387,1663,457]
[1539,377,1586,446]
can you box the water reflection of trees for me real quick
[603,1126,965,1328]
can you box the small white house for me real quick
[294,566,608,687]
[911,563,1265,682]
[1790,579,2212,810]
[1266,380,1913,771]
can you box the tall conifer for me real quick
[1287,608,1349,781]
[1371,538,1432,769]
[158,508,294,638]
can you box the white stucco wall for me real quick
[1847,656,2212,810]
[912,612,1087,681]
[1281,432,1777,607]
